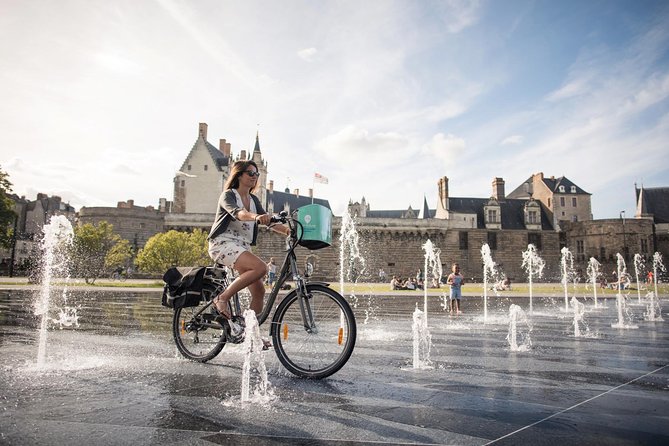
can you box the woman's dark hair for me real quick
[225,160,260,191]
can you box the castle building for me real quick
[339,176,562,281]
[77,200,164,251]
[635,185,669,257]
[19,121,662,283]
[507,172,593,228]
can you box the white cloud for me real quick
[435,0,482,34]
[94,52,143,76]
[423,133,466,167]
[500,135,524,145]
[297,47,317,61]
[315,125,410,165]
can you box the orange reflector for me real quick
[283,323,289,340]
[181,320,186,335]
[338,327,344,345]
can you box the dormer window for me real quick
[570,186,576,193]
[559,185,565,193]
[484,197,501,230]
[524,198,541,230]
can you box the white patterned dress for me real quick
[208,190,258,267]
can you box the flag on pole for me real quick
[314,172,329,184]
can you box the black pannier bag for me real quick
[162,266,207,309]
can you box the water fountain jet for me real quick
[521,244,545,315]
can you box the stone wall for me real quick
[78,205,164,250]
[254,217,562,284]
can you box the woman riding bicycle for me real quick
[207,160,289,321]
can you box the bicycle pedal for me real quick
[225,316,246,343]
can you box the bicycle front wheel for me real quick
[271,284,356,379]
[173,282,226,362]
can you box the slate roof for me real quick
[183,138,230,171]
[508,175,590,198]
[636,186,669,224]
[542,176,590,195]
[25,195,75,213]
[448,197,554,230]
[204,140,230,170]
[267,189,331,213]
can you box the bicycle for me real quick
[171,210,357,379]
[110,268,128,282]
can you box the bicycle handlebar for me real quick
[269,211,289,224]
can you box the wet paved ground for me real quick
[1,286,668,445]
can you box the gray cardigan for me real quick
[207,189,265,245]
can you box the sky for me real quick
[1,0,668,219]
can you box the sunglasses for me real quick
[244,170,260,178]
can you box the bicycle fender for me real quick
[305,281,330,287]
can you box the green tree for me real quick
[104,238,133,271]
[0,166,17,249]
[136,229,209,274]
[69,221,127,283]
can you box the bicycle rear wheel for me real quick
[173,282,226,362]
[271,284,356,379]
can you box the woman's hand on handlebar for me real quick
[268,212,291,236]
[255,213,272,226]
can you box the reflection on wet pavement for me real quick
[0,288,668,445]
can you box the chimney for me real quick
[308,188,313,198]
[438,176,449,210]
[492,177,505,200]
[219,139,231,157]
[294,188,300,197]
[269,180,274,192]
[198,123,208,140]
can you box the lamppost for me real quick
[620,210,627,261]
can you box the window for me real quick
[528,233,542,250]
[459,232,469,250]
[571,215,578,222]
[600,247,606,260]
[528,210,538,224]
[187,164,192,171]
[560,196,565,206]
[548,198,551,207]
[487,232,497,250]
[487,209,498,223]
[576,240,584,254]
[559,185,565,193]
[641,239,648,253]
[180,180,185,187]
[204,164,208,171]
[572,197,577,207]
[571,186,576,193]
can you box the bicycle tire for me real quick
[173,281,226,362]
[271,284,356,379]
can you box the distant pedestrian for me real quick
[447,263,465,314]
[379,268,387,283]
[267,258,277,287]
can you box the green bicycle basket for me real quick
[296,204,332,250]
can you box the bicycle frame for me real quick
[196,212,319,332]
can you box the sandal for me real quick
[212,295,232,320]
[262,339,272,351]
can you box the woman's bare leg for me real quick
[214,251,267,318]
